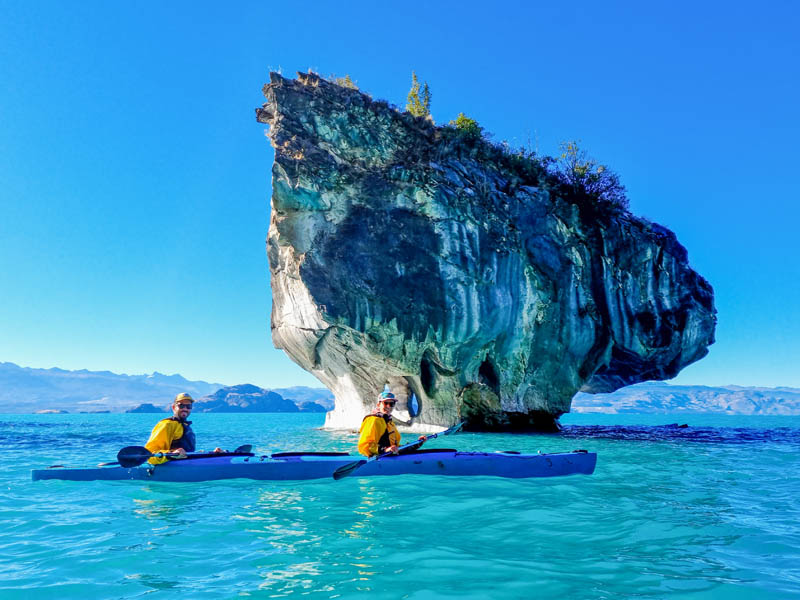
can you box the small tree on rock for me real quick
[406,72,431,118]
[330,74,358,89]
[421,82,431,115]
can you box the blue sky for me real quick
[1,1,798,388]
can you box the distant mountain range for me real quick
[189,384,326,413]
[0,362,333,413]
[572,382,800,415]
[2,361,798,415]
[125,385,328,412]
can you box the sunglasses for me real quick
[381,401,396,406]
[176,403,193,409]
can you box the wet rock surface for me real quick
[256,72,716,431]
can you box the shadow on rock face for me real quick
[460,383,561,433]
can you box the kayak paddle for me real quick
[115,444,254,468]
[117,446,181,468]
[332,421,465,480]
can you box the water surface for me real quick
[2,413,798,599]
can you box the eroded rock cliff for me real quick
[256,72,716,431]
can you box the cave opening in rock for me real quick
[420,352,437,397]
[478,356,500,395]
[408,392,420,417]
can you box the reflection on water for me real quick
[130,486,208,527]
[123,572,180,591]
[560,423,800,445]
[343,480,386,541]
[220,483,396,594]
[256,561,324,595]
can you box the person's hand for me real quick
[172,448,188,459]
[417,435,427,446]
[387,444,399,454]
[213,447,227,453]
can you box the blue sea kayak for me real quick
[31,449,596,482]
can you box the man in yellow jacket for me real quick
[357,391,426,457]
[145,392,197,465]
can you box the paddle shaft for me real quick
[378,421,463,457]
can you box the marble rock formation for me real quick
[256,72,716,431]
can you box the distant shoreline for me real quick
[3,361,800,416]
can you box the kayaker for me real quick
[357,391,426,457]
[144,392,223,465]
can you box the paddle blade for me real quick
[233,444,253,454]
[117,446,153,468]
[332,459,367,480]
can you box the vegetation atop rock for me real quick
[449,112,483,140]
[329,73,358,90]
[310,70,628,214]
[405,71,431,118]
[554,141,628,210]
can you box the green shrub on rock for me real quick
[330,74,358,89]
[450,113,483,140]
[553,141,628,211]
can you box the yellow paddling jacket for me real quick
[358,414,400,457]
[145,417,196,465]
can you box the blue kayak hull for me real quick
[32,450,597,482]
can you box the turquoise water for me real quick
[2,413,799,599]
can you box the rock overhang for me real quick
[256,71,716,431]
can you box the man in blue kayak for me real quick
[358,390,426,457]
[144,392,221,465]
